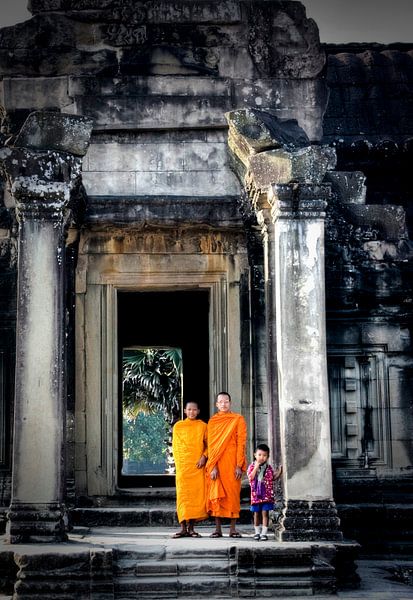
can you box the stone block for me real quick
[324,171,367,205]
[133,169,240,197]
[345,401,357,414]
[361,323,409,352]
[249,145,336,187]
[85,140,228,174]
[82,171,136,196]
[1,76,71,112]
[74,94,230,129]
[342,204,409,242]
[345,423,358,436]
[14,111,93,156]
[226,108,310,157]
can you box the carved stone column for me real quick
[7,184,72,542]
[0,112,92,542]
[268,183,342,541]
[226,108,342,541]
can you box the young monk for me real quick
[171,400,208,538]
[206,391,247,538]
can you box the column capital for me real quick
[0,146,83,224]
[268,182,331,222]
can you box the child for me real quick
[171,401,208,537]
[247,443,282,541]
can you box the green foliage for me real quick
[123,410,167,470]
[122,347,182,474]
[122,347,182,418]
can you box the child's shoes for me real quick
[260,534,268,541]
[253,533,260,540]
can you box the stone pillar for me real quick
[225,108,342,541]
[0,111,92,542]
[7,183,71,542]
[268,183,342,541]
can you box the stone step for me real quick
[0,526,361,598]
[70,505,253,527]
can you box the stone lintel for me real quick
[7,503,68,544]
[268,183,331,221]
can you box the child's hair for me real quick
[255,443,270,455]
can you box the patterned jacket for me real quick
[247,462,275,505]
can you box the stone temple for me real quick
[0,0,412,596]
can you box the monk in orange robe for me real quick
[206,391,247,537]
[172,401,208,537]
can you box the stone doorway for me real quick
[117,290,210,488]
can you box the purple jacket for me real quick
[247,462,275,504]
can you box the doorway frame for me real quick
[76,271,232,497]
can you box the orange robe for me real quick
[172,418,208,523]
[206,412,247,518]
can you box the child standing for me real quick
[247,443,282,541]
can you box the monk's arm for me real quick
[236,416,248,473]
[196,425,208,468]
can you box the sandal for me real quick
[229,531,242,538]
[188,531,202,537]
[172,531,188,538]
[209,531,223,538]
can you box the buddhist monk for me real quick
[171,401,208,537]
[206,391,247,537]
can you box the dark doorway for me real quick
[118,290,210,487]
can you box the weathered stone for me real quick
[324,171,367,205]
[14,111,93,156]
[343,204,409,241]
[248,145,336,187]
[226,108,310,156]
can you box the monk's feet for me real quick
[229,531,242,538]
[188,530,202,537]
[172,530,188,538]
[210,530,223,538]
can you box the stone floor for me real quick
[0,525,412,599]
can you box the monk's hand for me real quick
[196,455,207,468]
[210,466,219,480]
[235,466,243,480]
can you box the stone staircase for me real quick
[0,527,361,598]
[69,487,252,529]
[112,542,327,598]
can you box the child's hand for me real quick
[274,465,283,478]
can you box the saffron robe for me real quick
[172,418,208,523]
[206,411,247,518]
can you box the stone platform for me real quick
[0,524,361,599]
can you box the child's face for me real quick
[184,403,200,420]
[254,449,269,464]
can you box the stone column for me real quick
[0,111,92,542]
[225,108,342,541]
[268,183,342,541]
[7,183,71,542]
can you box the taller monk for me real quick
[206,391,247,537]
